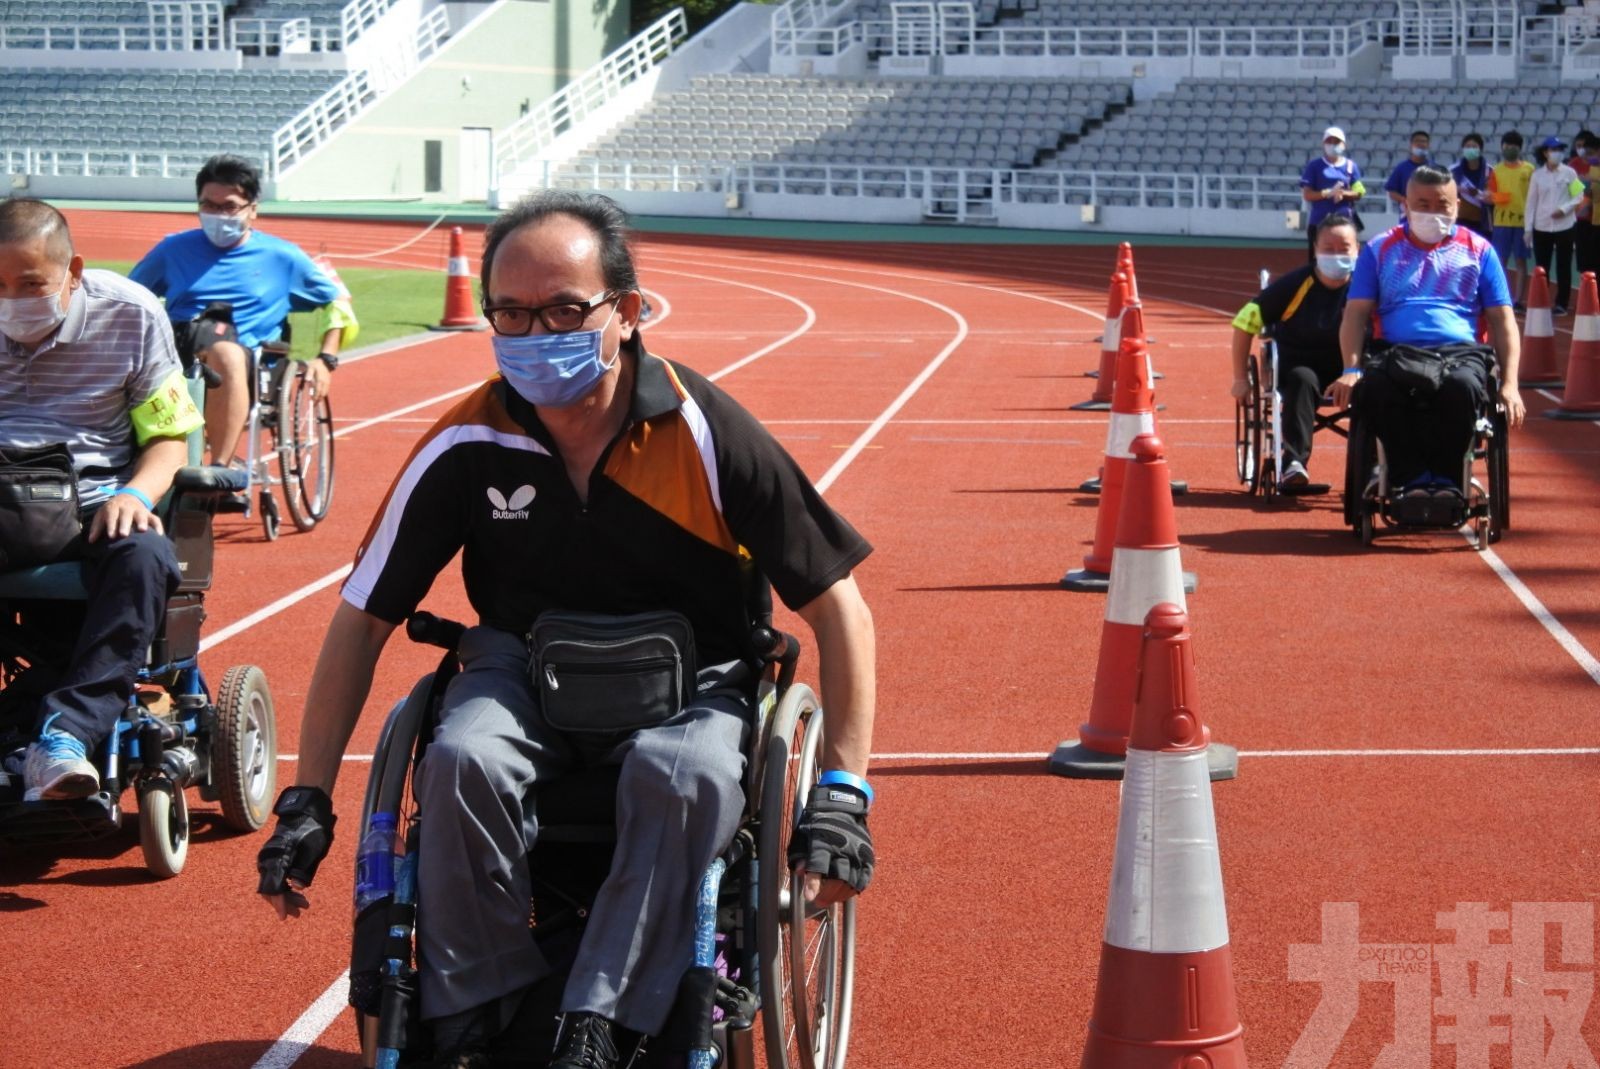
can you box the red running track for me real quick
[0,211,1596,1069]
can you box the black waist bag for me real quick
[529,610,697,734]
[1378,344,1448,396]
[0,442,82,571]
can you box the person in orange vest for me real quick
[1486,130,1535,309]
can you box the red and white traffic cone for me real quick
[430,226,487,332]
[1550,271,1600,420]
[1520,267,1562,388]
[1076,271,1130,411]
[1078,603,1247,1069]
[1117,242,1140,304]
[1054,435,1220,778]
[1063,304,1155,591]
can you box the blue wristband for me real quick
[817,769,874,807]
[114,486,154,511]
[1344,367,1363,377]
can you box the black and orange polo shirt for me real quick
[342,334,871,665]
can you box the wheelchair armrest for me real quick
[172,465,248,496]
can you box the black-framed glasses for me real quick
[482,290,617,336]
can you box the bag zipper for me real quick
[543,655,679,692]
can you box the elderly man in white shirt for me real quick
[1525,134,1587,314]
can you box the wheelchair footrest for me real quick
[0,790,121,842]
[1388,490,1467,528]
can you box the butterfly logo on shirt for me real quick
[487,485,535,520]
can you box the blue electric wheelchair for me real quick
[1341,348,1510,549]
[0,371,278,878]
[348,595,855,1069]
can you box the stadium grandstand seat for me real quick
[0,69,345,164]
[1036,78,1600,180]
[0,1,151,23]
[557,73,1133,190]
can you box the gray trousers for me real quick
[414,626,749,1036]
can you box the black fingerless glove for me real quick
[257,786,337,895]
[787,783,874,894]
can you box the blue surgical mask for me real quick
[1411,145,1429,160]
[1316,254,1356,282]
[492,306,619,407]
[199,211,248,248]
[1324,143,1344,160]
[1462,147,1482,161]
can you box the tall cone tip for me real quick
[1144,601,1187,638]
[1130,431,1166,462]
[1581,272,1600,315]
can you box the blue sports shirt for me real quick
[1299,156,1363,227]
[1348,222,1512,346]
[130,228,341,350]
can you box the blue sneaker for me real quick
[22,713,99,802]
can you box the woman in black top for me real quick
[1229,215,1361,490]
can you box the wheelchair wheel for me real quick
[1489,407,1510,539]
[212,665,276,832]
[278,364,335,532]
[137,778,190,879]
[758,684,855,1069]
[260,489,280,541]
[1233,359,1261,491]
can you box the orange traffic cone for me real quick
[1075,272,1130,411]
[1063,304,1155,591]
[1053,434,1221,779]
[1117,242,1140,304]
[1550,271,1600,419]
[1063,314,1193,590]
[1079,602,1247,1069]
[1520,268,1562,387]
[430,226,487,332]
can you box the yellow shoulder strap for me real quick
[1281,276,1317,323]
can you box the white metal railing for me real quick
[965,25,1194,56]
[232,17,339,55]
[771,0,857,56]
[1194,25,1366,57]
[1461,0,1518,54]
[2,146,217,178]
[362,5,449,92]
[1398,0,1461,55]
[494,8,689,184]
[0,23,156,50]
[266,5,446,175]
[270,69,376,174]
[538,157,1362,215]
[149,0,226,50]
[341,0,400,46]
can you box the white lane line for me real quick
[1473,540,1600,686]
[653,270,816,381]
[338,330,453,366]
[200,565,352,654]
[334,381,487,439]
[249,970,351,1069]
[279,746,1600,762]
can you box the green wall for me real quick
[277,0,629,202]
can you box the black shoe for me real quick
[551,1013,626,1069]
[431,1046,492,1069]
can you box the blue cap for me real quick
[1540,135,1569,151]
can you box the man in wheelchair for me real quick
[1230,214,1360,491]
[0,199,203,800]
[130,154,355,467]
[256,191,878,1068]
[1334,164,1526,524]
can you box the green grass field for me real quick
[91,260,442,360]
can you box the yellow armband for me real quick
[1231,301,1265,335]
[309,296,360,354]
[1568,178,1586,199]
[1349,180,1367,197]
[130,369,204,446]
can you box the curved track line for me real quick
[247,971,352,1069]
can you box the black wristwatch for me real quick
[317,352,340,371]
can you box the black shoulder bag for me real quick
[529,610,698,734]
[0,442,83,570]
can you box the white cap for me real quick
[1323,126,1346,144]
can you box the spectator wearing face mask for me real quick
[1229,215,1362,491]
[1568,130,1599,277]
[1299,126,1366,261]
[1524,135,1585,314]
[1487,130,1534,309]
[1451,133,1493,239]
[1385,130,1432,216]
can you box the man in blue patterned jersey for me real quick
[0,199,203,801]
[255,192,879,1068]
[1335,165,1525,496]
